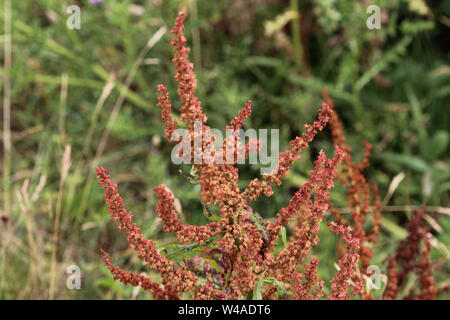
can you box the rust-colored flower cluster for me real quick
[97,12,437,300]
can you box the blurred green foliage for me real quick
[0,0,448,299]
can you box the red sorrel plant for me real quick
[97,12,438,300]
[322,91,438,300]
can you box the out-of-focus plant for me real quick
[97,12,439,300]
[98,12,357,300]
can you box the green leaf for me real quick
[162,237,218,264]
[203,204,222,222]
[264,277,286,299]
[381,217,407,241]
[406,85,427,144]
[247,210,269,243]
[204,258,223,273]
[252,273,286,300]
[285,173,308,188]
[356,37,412,91]
[94,278,116,288]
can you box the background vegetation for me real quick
[0,0,448,299]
